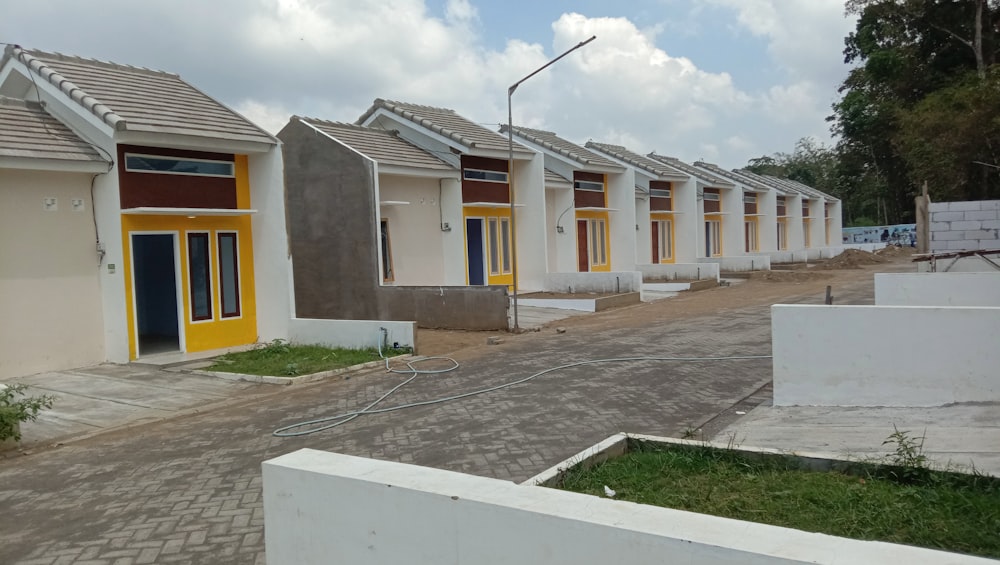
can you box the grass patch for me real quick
[206,340,408,376]
[554,439,1000,558]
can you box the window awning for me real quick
[379,201,410,206]
[575,207,619,212]
[121,207,257,216]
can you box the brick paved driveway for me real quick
[1,277,876,564]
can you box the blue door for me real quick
[466,218,485,285]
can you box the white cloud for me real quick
[3,0,855,166]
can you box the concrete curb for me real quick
[192,355,415,385]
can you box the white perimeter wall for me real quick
[379,176,446,286]
[698,255,771,272]
[263,448,992,565]
[772,304,1000,406]
[875,273,1000,307]
[288,319,416,351]
[0,169,105,378]
[543,271,642,293]
[638,263,719,281]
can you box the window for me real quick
[706,219,722,257]
[589,218,607,266]
[657,219,673,261]
[379,220,394,282]
[488,218,500,275]
[650,188,671,198]
[745,220,759,252]
[217,233,240,317]
[500,218,512,274]
[486,217,512,276]
[777,220,787,250]
[743,193,757,204]
[703,192,720,201]
[125,154,234,177]
[463,168,508,183]
[574,180,605,192]
[187,233,212,321]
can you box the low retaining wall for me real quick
[638,262,719,281]
[875,272,1000,307]
[764,250,809,264]
[288,318,417,351]
[517,292,640,313]
[263,448,993,565]
[805,246,845,260]
[543,272,642,293]
[379,286,508,330]
[699,255,771,272]
[772,304,1000,406]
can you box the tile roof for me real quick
[3,46,274,145]
[299,117,454,171]
[731,169,798,196]
[0,96,107,165]
[694,161,772,192]
[586,141,688,179]
[504,126,622,170]
[357,99,530,154]
[544,168,572,185]
[647,153,735,188]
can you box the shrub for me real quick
[0,384,56,442]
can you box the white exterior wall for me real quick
[928,199,1000,252]
[549,186,577,273]
[0,169,106,378]
[808,199,825,248]
[439,178,465,285]
[288,319,416,350]
[786,194,804,251]
[721,186,744,256]
[696,189,707,259]
[607,169,637,271]
[874,273,1000,307]
[378,176,446,286]
[759,189,778,252]
[674,178,699,262]
[263,448,992,565]
[249,148,292,342]
[634,182,652,265]
[513,156,547,291]
[772,304,1000,406]
[827,200,844,246]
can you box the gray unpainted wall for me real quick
[279,119,509,330]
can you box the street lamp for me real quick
[507,34,596,332]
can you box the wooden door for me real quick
[577,219,589,272]
[651,221,659,263]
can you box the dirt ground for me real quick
[416,251,917,357]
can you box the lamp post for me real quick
[507,34,596,332]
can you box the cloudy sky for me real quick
[1,0,856,168]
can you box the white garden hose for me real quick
[271,328,771,437]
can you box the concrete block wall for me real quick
[928,200,1000,251]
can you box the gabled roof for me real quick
[0,96,107,166]
[781,177,836,201]
[2,46,275,145]
[544,168,572,186]
[586,141,688,179]
[694,161,772,192]
[732,169,798,196]
[298,117,453,172]
[357,99,530,154]
[503,126,622,170]
[647,153,735,188]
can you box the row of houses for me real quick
[0,46,842,379]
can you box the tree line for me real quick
[746,0,1000,227]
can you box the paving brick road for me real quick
[0,275,878,564]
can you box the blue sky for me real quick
[0,0,857,167]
